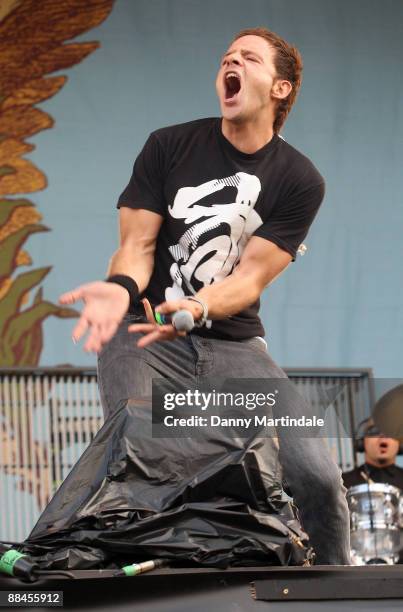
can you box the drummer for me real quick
[343,418,403,490]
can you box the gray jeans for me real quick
[98,314,351,565]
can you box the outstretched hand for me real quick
[59,281,130,352]
[128,297,200,348]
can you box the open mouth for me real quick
[379,440,389,452]
[224,72,241,101]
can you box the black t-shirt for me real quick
[117,117,325,341]
[342,463,403,492]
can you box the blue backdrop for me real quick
[29,0,403,376]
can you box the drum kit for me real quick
[347,383,403,565]
[347,482,403,565]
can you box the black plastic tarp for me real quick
[22,398,310,570]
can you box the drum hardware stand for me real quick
[359,470,374,485]
[363,465,381,563]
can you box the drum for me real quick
[346,483,402,565]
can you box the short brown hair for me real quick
[233,27,303,133]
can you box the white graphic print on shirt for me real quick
[165,172,264,325]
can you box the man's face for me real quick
[364,435,400,466]
[215,35,279,123]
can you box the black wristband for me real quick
[105,274,140,310]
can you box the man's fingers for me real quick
[141,298,156,324]
[59,287,84,305]
[99,321,119,344]
[128,322,177,334]
[72,317,89,343]
[155,300,182,314]
[83,324,103,353]
[128,323,158,333]
[74,320,118,353]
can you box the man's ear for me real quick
[271,79,292,100]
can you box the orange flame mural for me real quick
[0,0,115,514]
[0,0,115,366]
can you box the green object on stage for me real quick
[0,549,27,576]
[123,563,141,576]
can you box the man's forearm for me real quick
[192,239,292,320]
[107,246,154,294]
[195,269,262,320]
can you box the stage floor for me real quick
[2,565,403,611]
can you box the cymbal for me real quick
[373,384,403,441]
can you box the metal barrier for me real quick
[284,368,375,472]
[0,366,374,542]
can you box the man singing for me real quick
[60,27,350,564]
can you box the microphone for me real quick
[154,309,195,332]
